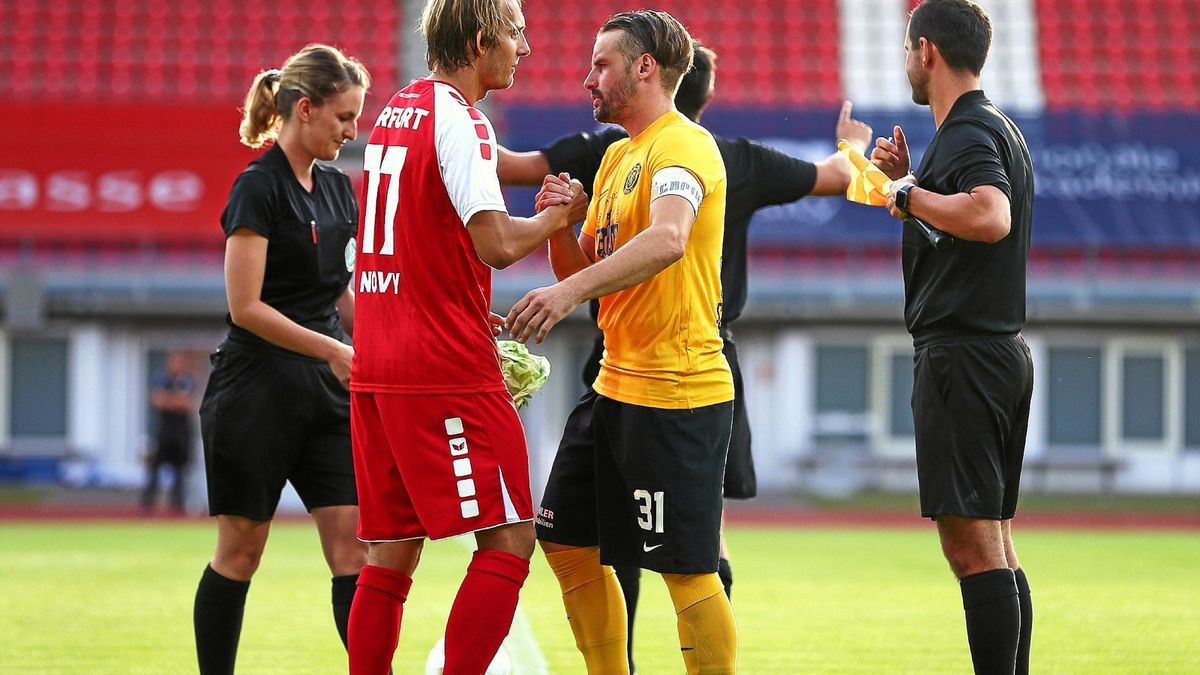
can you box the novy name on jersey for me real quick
[358,269,400,294]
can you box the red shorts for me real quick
[351,390,533,541]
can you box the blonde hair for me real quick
[420,0,519,73]
[239,44,371,149]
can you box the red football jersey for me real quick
[351,78,509,394]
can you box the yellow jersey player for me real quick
[508,10,737,673]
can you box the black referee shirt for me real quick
[906,90,1034,346]
[219,144,359,351]
[542,127,818,325]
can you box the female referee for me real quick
[193,44,369,675]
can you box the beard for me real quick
[592,68,636,123]
[908,68,930,106]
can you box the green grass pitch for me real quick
[1,520,1197,673]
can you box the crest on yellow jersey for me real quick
[623,162,642,194]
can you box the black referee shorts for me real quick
[199,342,356,520]
[912,333,1033,520]
[538,392,732,575]
[722,334,756,499]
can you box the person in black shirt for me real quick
[500,42,872,670]
[871,2,1035,673]
[140,351,198,515]
[193,44,371,675]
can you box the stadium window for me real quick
[1046,346,1103,449]
[814,344,869,442]
[9,336,69,441]
[1106,340,1182,455]
[887,352,915,438]
[1120,355,1165,441]
[1187,348,1200,451]
[867,336,916,458]
[859,337,919,460]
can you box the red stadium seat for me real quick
[1038,0,1200,110]
[0,0,402,105]
[512,0,843,106]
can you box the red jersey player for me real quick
[345,0,584,673]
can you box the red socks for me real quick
[348,551,529,675]
[348,565,412,675]
[443,550,531,675]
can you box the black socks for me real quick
[717,557,733,600]
[614,564,641,673]
[959,568,1020,675]
[331,574,359,650]
[194,564,250,675]
[1014,567,1033,675]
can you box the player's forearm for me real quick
[229,301,348,362]
[810,153,853,196]
[547,229,591,281]
[499,208,570,266]
[558,225,684,303]
[905,186,1011,243]
[497,147,551,187]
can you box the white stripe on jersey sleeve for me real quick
[650,166,704,216]
[433,83,508,227]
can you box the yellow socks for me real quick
[663,572,738,674]
[544,547,629,674]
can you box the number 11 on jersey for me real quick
[361,143,408,256]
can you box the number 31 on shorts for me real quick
[634,489,665,533]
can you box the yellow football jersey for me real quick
[583,110,732,409]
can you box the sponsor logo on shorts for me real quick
[444,417,478,519]
[642,542,663,552]
[535,506,554,529]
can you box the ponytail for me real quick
[238,69,284,149]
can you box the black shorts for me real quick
[199,341,356,520]
[722,332,756,499]
[912,334,1033,520]
[537,392,733,574]
[581,329,755,499]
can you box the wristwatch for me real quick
[894,183,914,215]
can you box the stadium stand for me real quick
[0,0,1196,271]
[518,1,843,106]
[0,1,400,108]
[1035,0,1200,110]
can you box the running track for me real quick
[2,502,1196,530]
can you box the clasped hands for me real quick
[536,172,588,225]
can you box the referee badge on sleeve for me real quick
[344,238,356,273]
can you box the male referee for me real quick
[871,1,1034,673]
